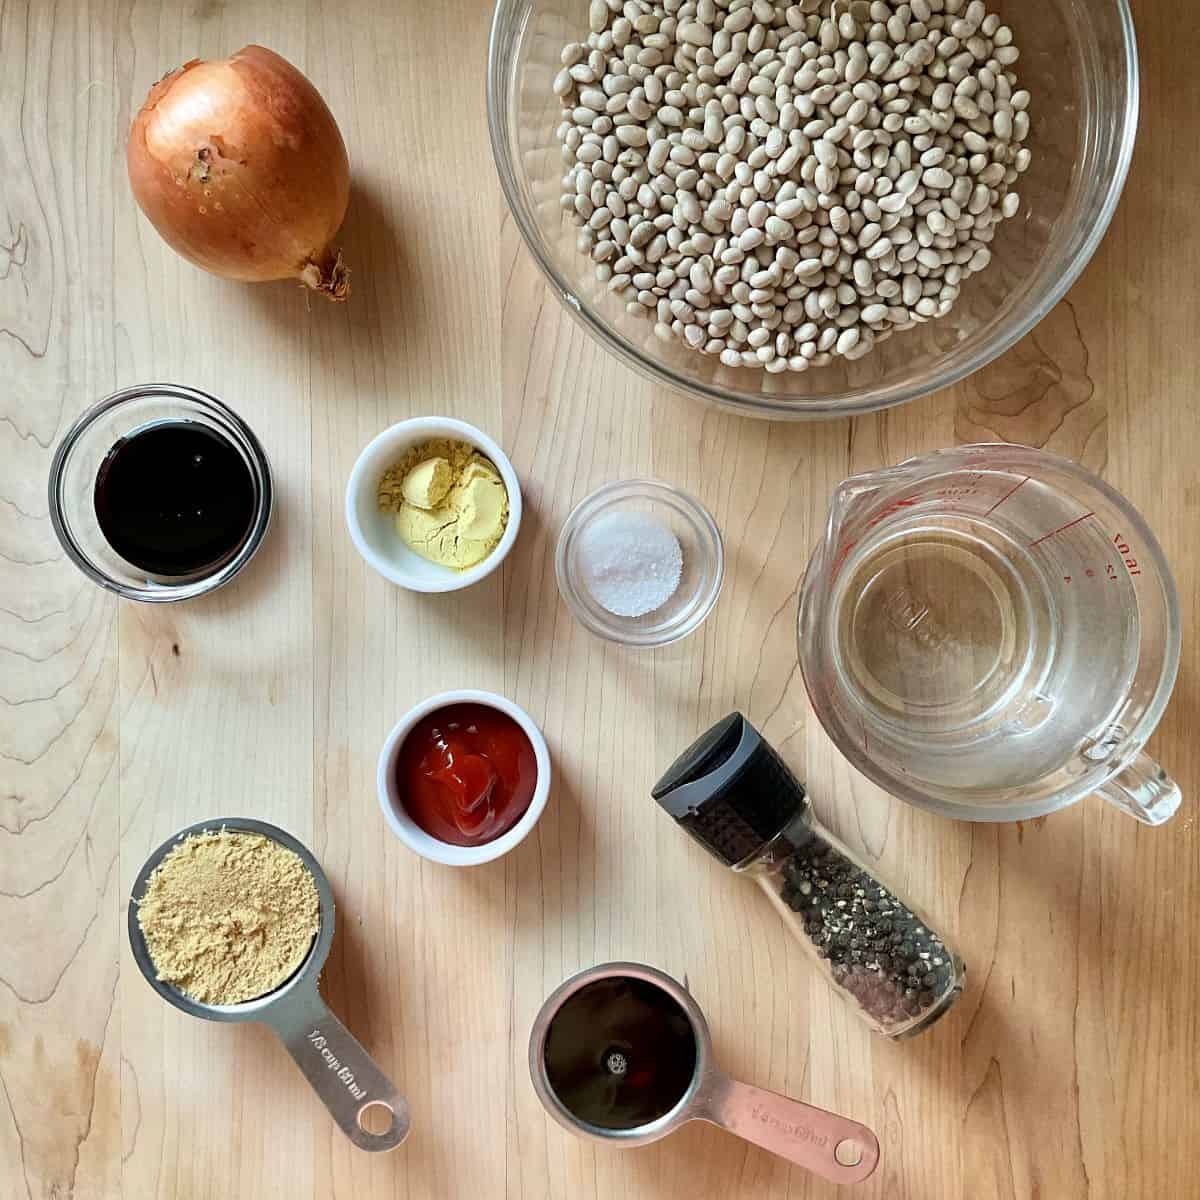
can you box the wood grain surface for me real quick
[2,1,1197,1198]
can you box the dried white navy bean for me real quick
[554,0,1031,370]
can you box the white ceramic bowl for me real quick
[377,690,551,866]
[345,417,522,592]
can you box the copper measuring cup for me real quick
[529,962,880,1184]
[128,818,410,1152]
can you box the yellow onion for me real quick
[128,45,351,299]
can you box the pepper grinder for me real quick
[653,713,965,1039]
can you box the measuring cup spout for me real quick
[824,474,883,539]
[810,476,884,584]
[1094,749,1182,825]
[815,457,934,575]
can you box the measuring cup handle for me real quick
[1095,749,1182,826]
[696,1073,879,1184]
[264,988,410,1151]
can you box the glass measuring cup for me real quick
[799,446,1181,825]
[128,819,410,1151]
[529,962,880,1184]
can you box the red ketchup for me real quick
[397,703,537,847]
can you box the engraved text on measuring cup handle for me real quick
[266,987,411,1151]
[696,1072,879,1183]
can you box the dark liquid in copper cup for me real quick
[542,974,697,1130]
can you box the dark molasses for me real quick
[93,421,256,576]
[543,976,697,1130]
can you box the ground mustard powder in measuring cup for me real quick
[378,438,509,570]
[136,830,320,1005]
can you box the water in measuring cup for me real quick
[829,474,1140,795]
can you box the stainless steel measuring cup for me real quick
[128,818,410,1151]
[529,962,880,1184]
[799,444,1181,825]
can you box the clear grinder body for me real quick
[653,714,964,1039]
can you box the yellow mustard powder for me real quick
[136,829,321,1006]
[401,456,453,509]
[377,438,509,570]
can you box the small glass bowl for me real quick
[556,479,723,647]
[48,384,273,602]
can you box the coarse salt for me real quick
[577,510,683,618]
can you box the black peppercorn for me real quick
[768,831,960,1033]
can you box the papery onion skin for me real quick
[128,45,351,299]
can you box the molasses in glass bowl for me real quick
[48,383,273,602]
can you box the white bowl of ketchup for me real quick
[378,690,551,866]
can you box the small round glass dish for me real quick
[556,480,723,647]
[48,383,273,603]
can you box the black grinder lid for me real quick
[652,713,808,867]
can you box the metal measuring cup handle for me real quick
[265,987,410,1152]
[693,1071,880,1185]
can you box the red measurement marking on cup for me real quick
[1060,533,1142,584]
[865,497,919,529]
[831,498,922,575]
[1112,532,1142,576]
[830,539,858,579]
[983,475,1031,516]
[1029,511,1095,548]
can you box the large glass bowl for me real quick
[488,0,1137,419]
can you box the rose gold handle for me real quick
[697,1074,879,1184]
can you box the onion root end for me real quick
[300,249,349,301]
